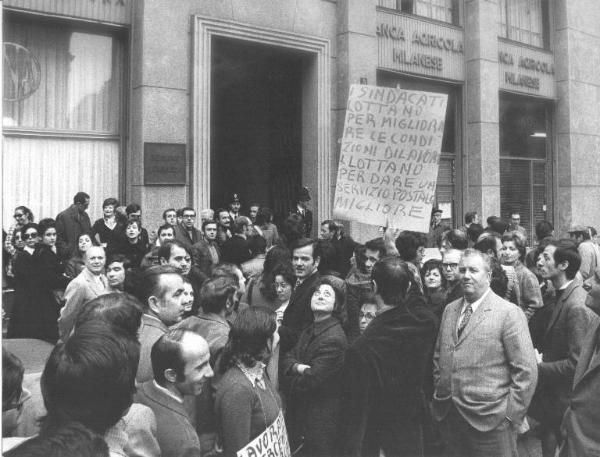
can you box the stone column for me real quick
[464,0,501,221]
[555,0,600,234]
[337,0,379,242]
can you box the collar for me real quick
[236,360,266,389]
[23,246,35,255]
[559,280,574,291]
[153,380,183,403]
[462,288,490,315]
[295,269,317,287]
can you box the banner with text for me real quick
[333,85,447,233]
[237,410,291,457]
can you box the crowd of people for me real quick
[2,191,600,457]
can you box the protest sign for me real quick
[333,84,448,233]
[237,410,291,457]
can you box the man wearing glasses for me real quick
[443,248,464,304]
[174,207,202,251]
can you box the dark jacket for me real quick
[281,316,348,456]
[336,297,438,457]
[55,204,92,258]
[220,234,251,267]
[331,235,358,279]
[280,272,322,352]
[173,224,203,251]
[345,268,372,344]
[290,207,313,238]
[530,280,595,428]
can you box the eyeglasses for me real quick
[182,214,196,219]
[13,213,24,218]
[23,232,38,240]
[359,311,377,320]
[442,262,459,269]
[2,389,31,412]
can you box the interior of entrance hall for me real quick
[211,37,305,222]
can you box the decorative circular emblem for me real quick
[3,42,41,102]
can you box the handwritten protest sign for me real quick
[237,410,291,457]
[333,84,448,233]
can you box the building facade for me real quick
[3,0,599,242]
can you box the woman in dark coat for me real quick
[7,223,41,339]
[281,277,348,457]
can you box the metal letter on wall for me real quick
[144,143,187,186]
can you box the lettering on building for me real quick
[499,50,553,92]
[393,49,443,71]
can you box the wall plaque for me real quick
[144,143,187,186]
[498,40,555,98]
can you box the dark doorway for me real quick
[211,37,304,221]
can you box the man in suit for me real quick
[442,248,464,304]
[337,256,438,457]
[55,191,91,258]
[531,239,595,456]
[136,265,187,383]
[568,225,599,280]
[433,249,538,457]
[173,207,202,251]
[220,216,252,267]
[135,329,213,457]
[290,186,313,238]
[280,238,322,352]
[560,266,600,456]
[58,246,109,340]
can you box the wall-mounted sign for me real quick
[498,40,555,98]
[377,11,465,81]
[3,0,131,24]
[144,143,187,186]
[3,43,41,102]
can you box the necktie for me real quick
[457,304,473,337]
[295,278,302,289]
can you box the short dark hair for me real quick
[218,307,277,374]
[151,328,189,386]
[442,229,469,251]
[73,192,90,205]
[3,348,24,404]
[162,208,176,219]
[291,238,320,260]
[38,218,56,237]
[75,293,143,339]
[372,256,412,306]
[4,421,109,457]
[364,238,386,257]
[466,223,484,244]
[548,239,581,280]
[535,220,554,240]
[125,219,141,231]
[489,256,508,298]
[321,220,337,233]
[200,277,237,314]
[311,277,346,323]
[216,208,230,218]
[255,207,273,226]
[157,224,174,238]
[41,322,139,434]
[247,235,267,256]
[202,219,218,231]
[316,240,338,274]
[420,259,447,290]
[464,211,477,224]
[20,222,40,238]
[102,198,119,208]
[270,262,296,288]
[474,236,498,258]
[157,240,189,263]
[125,203,141,215]
[395,231,427,262]
[180,207,195,215]
[137,265,182,308]
[489,217,509,235]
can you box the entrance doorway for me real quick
[211,37,305,221]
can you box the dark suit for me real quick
[220,234,251,267]
[280,272,321,352]
[336,297,438,457]
[560,317,600,457]
[173,224,202,251]
[281,316,348,456]
[331,235,357,278]
[290,207,313,238]
[135,380,201,457]
[530,280,595,431]
[55,204,92,258]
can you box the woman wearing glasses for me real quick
[4,207,34,281]
[6,223,42,339]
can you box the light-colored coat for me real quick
[560,317,600,457]
[432,290,538,431]
[58,268,109,340]
[136,314,169,383]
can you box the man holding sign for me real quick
[333,85,447,234]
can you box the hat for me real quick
[231,193,240,203]
[568,224,588,233]
[431,206,443,215]
[297,186,311,202]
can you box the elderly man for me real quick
[432,249,538,457]
[135,329,213,457]
[58,245,109,340]
[442,248,464,304]
[136,265,187,383]
[55,191,91,258]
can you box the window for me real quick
[2,14,125,224]
[499,0,550,48]
[379,0,460,25]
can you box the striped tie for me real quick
[457,304,473,337]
